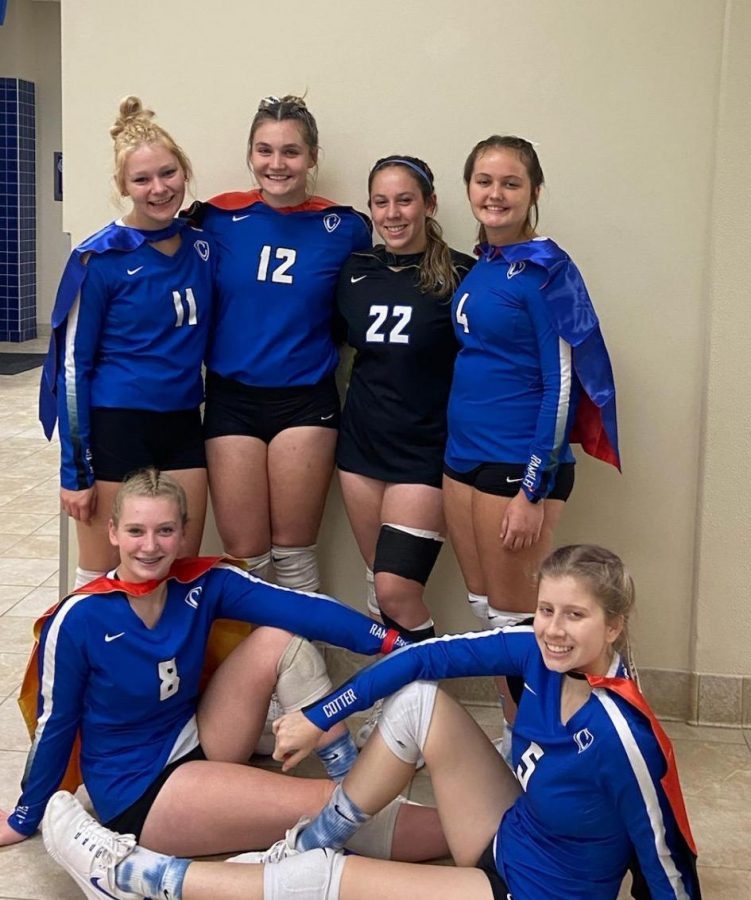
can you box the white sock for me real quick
[74,567,105,590]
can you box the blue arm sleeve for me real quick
[351,213,372,252]
[8,618,87,836]
[521,284,575,501]
[304,628,530,730]
[57,262,109,490]
[212,564,409,654]
[601,709,699,899]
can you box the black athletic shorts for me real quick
[443,461,575,501]
[90,407,206,483]
[203,371,340,443]
[103,744,206,840]
[476,838,513,899]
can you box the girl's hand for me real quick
[500,492,544,551]
[60,485,97,523]
[272,711,324,773]
[0,813,27,847]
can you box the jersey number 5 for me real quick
[257,245,297,284]
[158,657,181,701]
[366,305,412,344]
[516,740,544,791]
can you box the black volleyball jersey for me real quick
[336,246,474,483]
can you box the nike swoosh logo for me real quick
[333,803,356,823]
[90,876,120,898]
[350,275,367,283]
[523,682,537,695]
[104,632,125,642]
[320,413,335,421]
[232,214,250,222]
[127,267,143,275]
[506,476,524,483]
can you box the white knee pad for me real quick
[379,681,438,765]
[272,544,320,592]
[263,848,344,899]
[365,566,380,617]
[74,567,106,590]
[487,607,530,630]
[243,551,274,583]
[344,795,406,860]
[275,636,333,712]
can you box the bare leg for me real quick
[75,480,121,572]
[140,761,335,856]
[167,467,208,556]
[197,625,350,761]
[206,436,270,557]
[338,470,384,567]
[268,427,337,547]
[442,475,485,596]
[182,856,493,900]
[345,689,518,866]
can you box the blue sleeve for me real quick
[57,261,109,490]
[599,701,699,899]
[521,281,575,501]
[212,564,410,654]
[8,614,88,836]
[303,628,531,730]
[350,212,372,252]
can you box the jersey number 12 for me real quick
[257,245,297,284]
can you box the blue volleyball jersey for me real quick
[446,238,620,501]
[9,560,406,836]
[198,191,371,387]
[446,244,579,498]
[56,224,214,490]
[304,628,699,900]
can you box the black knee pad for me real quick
[373,524,443,586]
[380,610,436,642]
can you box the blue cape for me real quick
[480,238,620,469]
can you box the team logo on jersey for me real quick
[184,586,203,609]
[507,261,526,279]
[573,728,595,753]
[323,213,341,233]
[194,240,210,261]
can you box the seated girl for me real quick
[41,544,700,898]
[0,468,446,865]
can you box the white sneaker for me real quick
[226,816,310,864]
[354,699,383,748]
[42,791,141,899]
[255,692,284,756]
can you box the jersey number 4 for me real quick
[455,292,470,333]
[257,245,297,284]
[366,305,412,344]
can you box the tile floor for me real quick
[0,342,748,898]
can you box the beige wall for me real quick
[57,0,748,679]
[0,0,70,330]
